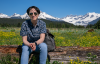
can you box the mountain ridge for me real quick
[0,12,100,26]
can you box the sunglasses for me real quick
[29,12,38,16]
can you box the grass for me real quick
[0,54,62,64]
[49,28,100,47]
[0,54,19,64]
[0,27,100,47]
[0,27,22,45]
[0,53,99,64]
[68,53,100,64]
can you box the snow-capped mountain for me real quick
[0,13,10,18]
[38,11,62,21]
[0,12,100,26]
[4,12,62,21]
[11,13,20,17]
[10,13,22,19]
[61,12,100,26]
[21,13,30,19]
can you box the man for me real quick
[20,6,47,64]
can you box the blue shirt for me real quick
[20,19,46,42]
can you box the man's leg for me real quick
[38,43,47,64]
[20,44,31,64]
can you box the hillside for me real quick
[0,18,75,28]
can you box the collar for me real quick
[29,19,39,27]
[37,20,39,27]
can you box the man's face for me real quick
[29,8,39,21]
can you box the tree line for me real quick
[1,18,100,29]
[0,18,84,28]
[86,20,100,29]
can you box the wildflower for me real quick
[77,57,79,59]
[70,59,73,62]
[71,62,72,64]
[89,61,91,63]
[77,57,79,61]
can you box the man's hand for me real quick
[29,43,36,51]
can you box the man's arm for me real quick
[35,21,46,45]
[22,36,31,47]
[35,33,45,45]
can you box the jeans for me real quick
[20,42,47,64]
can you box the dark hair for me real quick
[27,6,40,15]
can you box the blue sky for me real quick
[0,0,100,18]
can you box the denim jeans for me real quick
[20,42,47,64]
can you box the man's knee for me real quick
[39,43,47,50]
[22,45,29,51]
[22,45,31,54]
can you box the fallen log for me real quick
[1,45,100,64]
